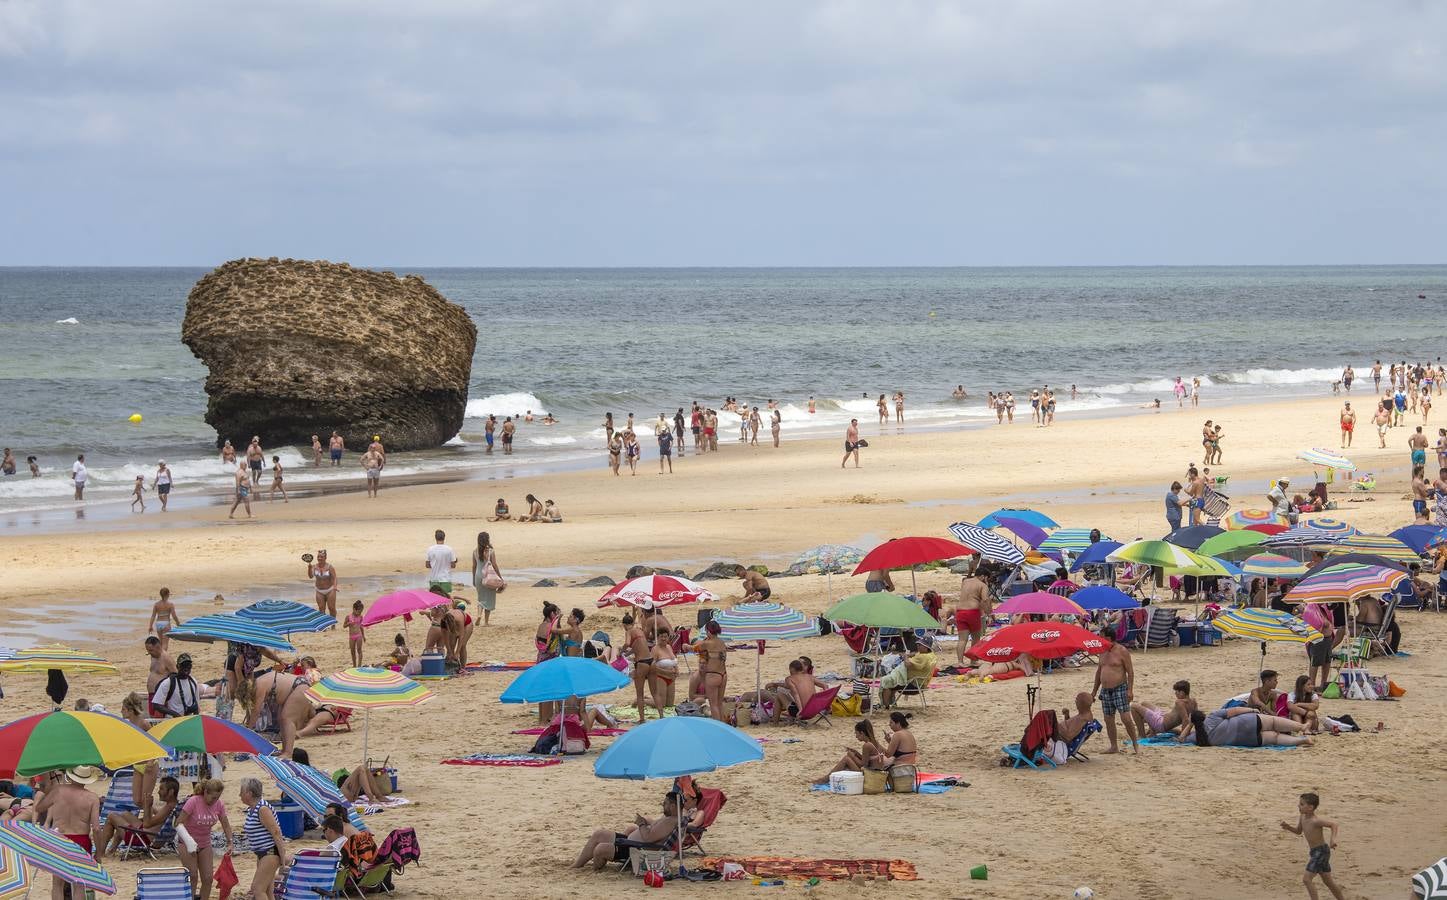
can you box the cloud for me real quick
[0,0,1444,264]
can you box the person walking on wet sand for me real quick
[268,455,288,503]
[1092,639,1138,754]
[771,408,781,447]
[228,461,251,519]
[842,419,861,468]
[152,460,173,511]
[246,436,265,485]
[311,434,323,467]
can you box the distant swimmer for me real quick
[951,385,967,400]
[246,436,264,485]
[311,434,323,467]
[220,439,236,465]
[543,413,558,425]
[27,455,39,477]
[1,447,14,475]
[808,396,816,414]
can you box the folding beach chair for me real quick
[1144,607,1179,650]
[135,866,192,900]
[117,804,180,861]
[319,707,353,735]
[1002,710,1057,770]
[1359,595,1401,658]
[1066,719,1103,762]
[100,769,139,823]
[792,685,840,727]
[340,862,394,898]
[682,787,726,857]
[276,850,342,900]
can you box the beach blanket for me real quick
[701,857,918,882]
[809,773,963,794]
[440,754,563,767]
[466,661,535,672]
[510,727,627,736]
[606,704,678,717]
[1139,733,1295,751]
[755,737,802,745]
[353,796,412,815]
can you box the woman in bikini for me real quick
[607,433,623,476]
[877,394,888,425]
[536,602,562,724]
[881,711,919,768]
[812,720,887,784]
[552,608,585,658]
[697,620,729,723]
[447,602,474,668]
[651,631,678,710]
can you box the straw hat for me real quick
[65,766,102,785]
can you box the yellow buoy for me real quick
[928,311,937,317]
[128,413,143,424]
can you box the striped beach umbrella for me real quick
[1239,553,1309,578]
[235,600,337,636]
[1224,509,1286,531]
[1196,530,1268,560]
[978,508,1059,529]
[0,711,168,778]
[1212,608,1320,644]
[1297,448,1356,470]
[254,756,366,832]
[306,668,433,774]
[787,545,865,575]
[1263,519,1361,548]
[597,574,715,610]
[1106,540,1228,575]
[1322,534,1419,563]
[170,613,295,653]
[0,648,117,675]
[948,523,1025,565]
[713,602,819,642]
[146,715,277,757]
[1284,563,1408,605]
[1038,529,1108,555]
[0,822,113,895]
[0,844,27,898]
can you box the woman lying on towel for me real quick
[964,653,1039,679]
[572,791,681,871]
[1190,707,1314,748]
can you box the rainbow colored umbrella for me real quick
[0,712,168,778]
[1224,509,1286,531]
[0,844,28,898]
[1240,553,1309,579]
[1284,563,1408,605]
[146,715,277,757]
[0,822,113,894]
[306,668,433,775]
[1322,534,1419,563]
[993,591,1086,617]
[1038,529,1109,555]
[713,602,819,642]
[0,648,117,675]
[1265,518,1360,547]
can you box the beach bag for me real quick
[1388,680,1406,697]
[830,694,862,717]
[674,700,704,718]
[862,769,888,795]
[888,765,918,794]
[482,562,506,592]
[1322,682,1341,699]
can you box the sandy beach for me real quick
[4,391,1444,899]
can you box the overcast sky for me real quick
[1,1,1443,266]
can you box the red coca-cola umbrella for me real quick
[596,574,716,609]
[966,621,1111,662]
[850,536,976,596]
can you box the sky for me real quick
[1,1,1444,266]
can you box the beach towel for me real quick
[440,754,563,767]
[701,856,918,881]
[510,727,628,736]
[465,661,535,672]
[353,796,412,815]
[1139,733,1295,751]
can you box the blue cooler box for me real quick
[420,651,446,677]
[274,802,305,840]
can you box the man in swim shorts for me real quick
[1339,402,1355,448]
[736,566,771,601]
[1092,640,1138,754]
[502,417,515,455]
[485,415,496,453]
[953,570,991,664]
[35,766,100,894]
[329,431,345,466]
[841,418,861,468]
[246,436,265,485]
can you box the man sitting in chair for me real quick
[572,792,681,871]
[878,634,937,709]
[738,659,827,724]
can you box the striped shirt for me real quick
[244,799,277,853]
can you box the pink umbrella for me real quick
[992,591,1086,617]
[596,574,716,609]
[363,588,448,627]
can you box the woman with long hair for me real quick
[471,531,500,626]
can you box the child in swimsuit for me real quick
[345,601,366,667]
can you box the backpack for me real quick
[375,827,422,874]
[161,675,200,716]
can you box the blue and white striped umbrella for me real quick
[171,613,296,653]
[254,756,366,832]
[948,523,1025,565]
[236,600,337,636]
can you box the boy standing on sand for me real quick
[1280,792,1345,900]
[1092,640,1138,754]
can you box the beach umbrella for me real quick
[170,614,295,653]
[992,592,1086,617]
[1297,448,1356,471]
[362,588,447,628]
[1070,586,1139,612]
[254,756,366,833]
[596,574,715,610]
[0,711,168,778]
[1264,519,1361,548]
[235,600,337,636]
[146,715,277,757]
[1106,540,1228,575]
[1244,523,1289,536]
[978,508,1059,529]
[0,822,114,895]
[1321,534,1418,563]
[712,602,818,642]
[499,657,629,705]
[1300,553,1408,579]
[594,716,763,877]
[822,593,941,630]
[1038,529,1108,555]
[0,648,117,675]
[1211,608,1321,673]
[947,523,1025,566]
[1239,553,1309,579]
[851,536,975,596]
[1224,509,1286,531]
[1196,530,1268,560]
[788,544,865,598]
[0,844,28,897]
[1389,524,1447,555]
[965,622,1111,662]
[306,668,433,776]
[1163,524,1225,550]
[1066,540,1123,573]
[1284,563,1408,605]
[993,517,1049,549]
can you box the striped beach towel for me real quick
[440,754,562,768]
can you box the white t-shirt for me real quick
[72,461,87,484]
[426,544,457,582]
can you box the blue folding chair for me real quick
[1002,719,1102,769]
[134,866,192,900]
[277,849,342,900]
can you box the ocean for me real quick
[1,265,1444,514]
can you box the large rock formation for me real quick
[183,258,477,452]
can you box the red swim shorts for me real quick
[955,609,982,633]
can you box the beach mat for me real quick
[1139,733,1295,751]
[509,727,628,736]
[440,754,563,767]
[701,856,918,881]
[466,661,535,672]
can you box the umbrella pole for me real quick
[910,567,918,598]
[362,709,371,779]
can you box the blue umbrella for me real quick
[1389,524,1447,555]
[594,716,763,780]
[1068,540,1123,572]
[978,508,1059,529]
[499,656,629,705]
[1071,585,1140,611]
[236,600,337,636]
[170,613,296,653]
[1212,557,1244,577]
[254,755,367,832]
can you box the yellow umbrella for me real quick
[0,648,117,675]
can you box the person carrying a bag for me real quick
[472,531,505,626]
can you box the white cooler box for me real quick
[829,771,864,795]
